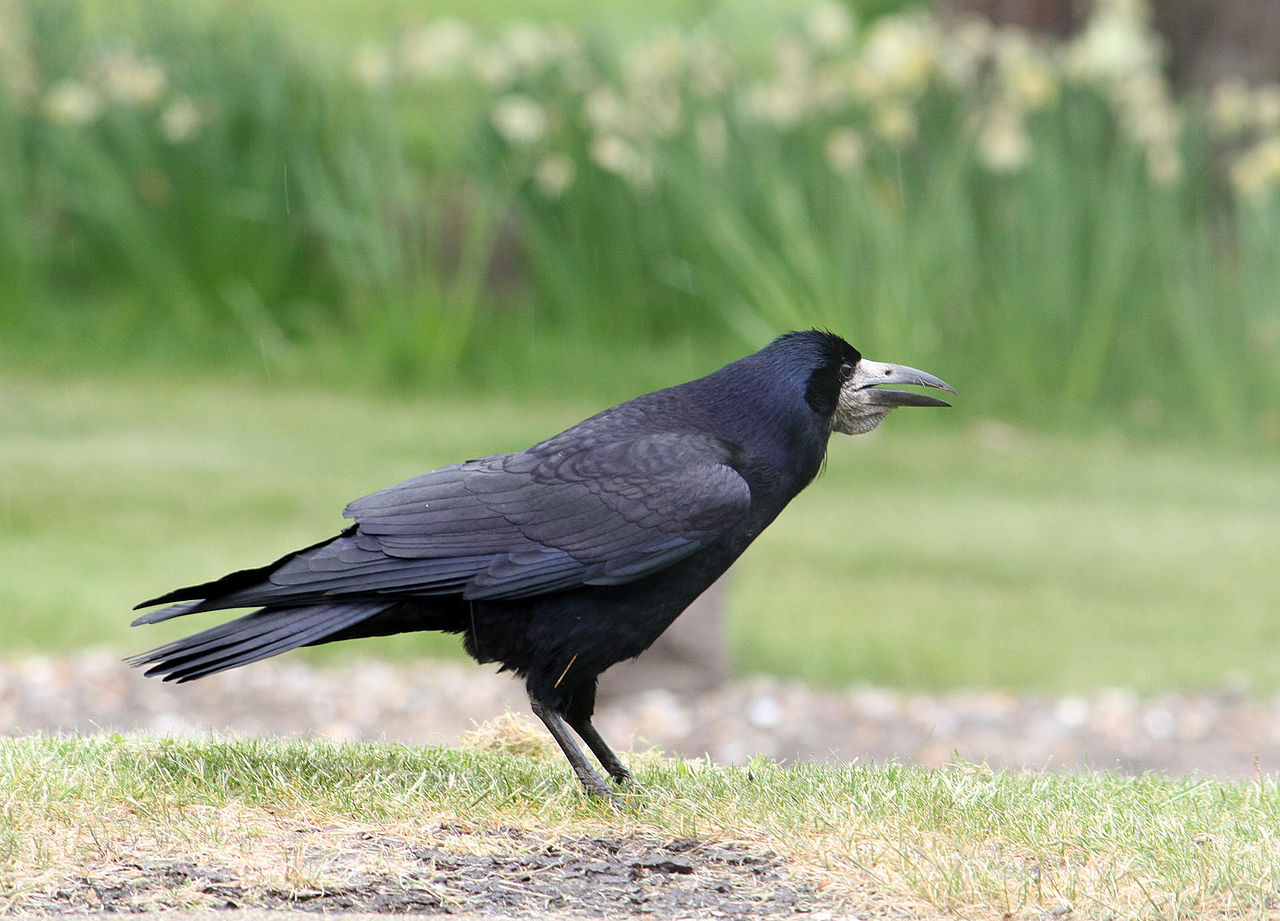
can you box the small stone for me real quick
[1054,696,1089,729]
[746,694,782,729]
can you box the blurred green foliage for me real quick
[1,0,1278,440]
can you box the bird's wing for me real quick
[263,432,751,601]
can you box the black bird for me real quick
[131,330,953,797]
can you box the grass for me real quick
[1,732,1276,918]
[734,422,1280,691]
[4,368,1278,694]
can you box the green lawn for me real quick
[735,423,1280,691]
[3,368,1277,694]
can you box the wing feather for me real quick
[158,432,751,611]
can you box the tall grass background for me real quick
[1,0,1278,438]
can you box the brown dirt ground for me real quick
[16,821,924,920]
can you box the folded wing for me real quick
[136,432,751,617]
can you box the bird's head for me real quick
[787,330,955,435]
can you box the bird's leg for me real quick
[565,715,635,786]
[528,697,613,800]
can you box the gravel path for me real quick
[3,651,1277,780]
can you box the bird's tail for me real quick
[127,601,388,683]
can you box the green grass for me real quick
[1,733,1276,918]
[4,369,1277,694]
[734,424,1280,691]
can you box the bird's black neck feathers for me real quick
[603,330,861,491]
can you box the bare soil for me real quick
[33,830,839,919]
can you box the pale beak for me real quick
[854,360,955,408]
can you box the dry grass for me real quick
[459,709,559,760]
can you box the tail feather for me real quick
[133,531,351,611]
[131,599,207,626]
[133,606,333,666]
[149,616,337,682]
[128,601,386,683]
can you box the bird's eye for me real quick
[838,362,855,381]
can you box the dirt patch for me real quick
[24,828,845,918]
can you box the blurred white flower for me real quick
[978,106,1031,172]
[825,127,865,175]
[544,23,582,62]
[590,134,653,187]
[1065,0,1161,85]
[1146,143,1182,187]
[938,17,992,90]
[625,27,687,91]
[501,21,557,76]
[686,35,735,100]
[1117,71,1179,146]
[1211,79,1280,140]
[43,81,102,125]
[774,36,813,88]
[994,29,1058,111]
[1230,136,1280,204]
[101,50,167,105]
[491,94,548,146]
[352,42,392,90]
[160,96,204,143]
[620,30,690,140]
[1007,60,1058,111]
[400,18,476,81]
[586,86,628,134]
[806,0,855,54]
[534,153,575,198]
[1210,79,1253,137]
[1254,84,1280,132]
[741,80,805,130]
[471,45,518,90]
[853,13,939,100]
[590,134,629,172]
[872,101,917,146]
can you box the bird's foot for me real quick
[608,766,642,789]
